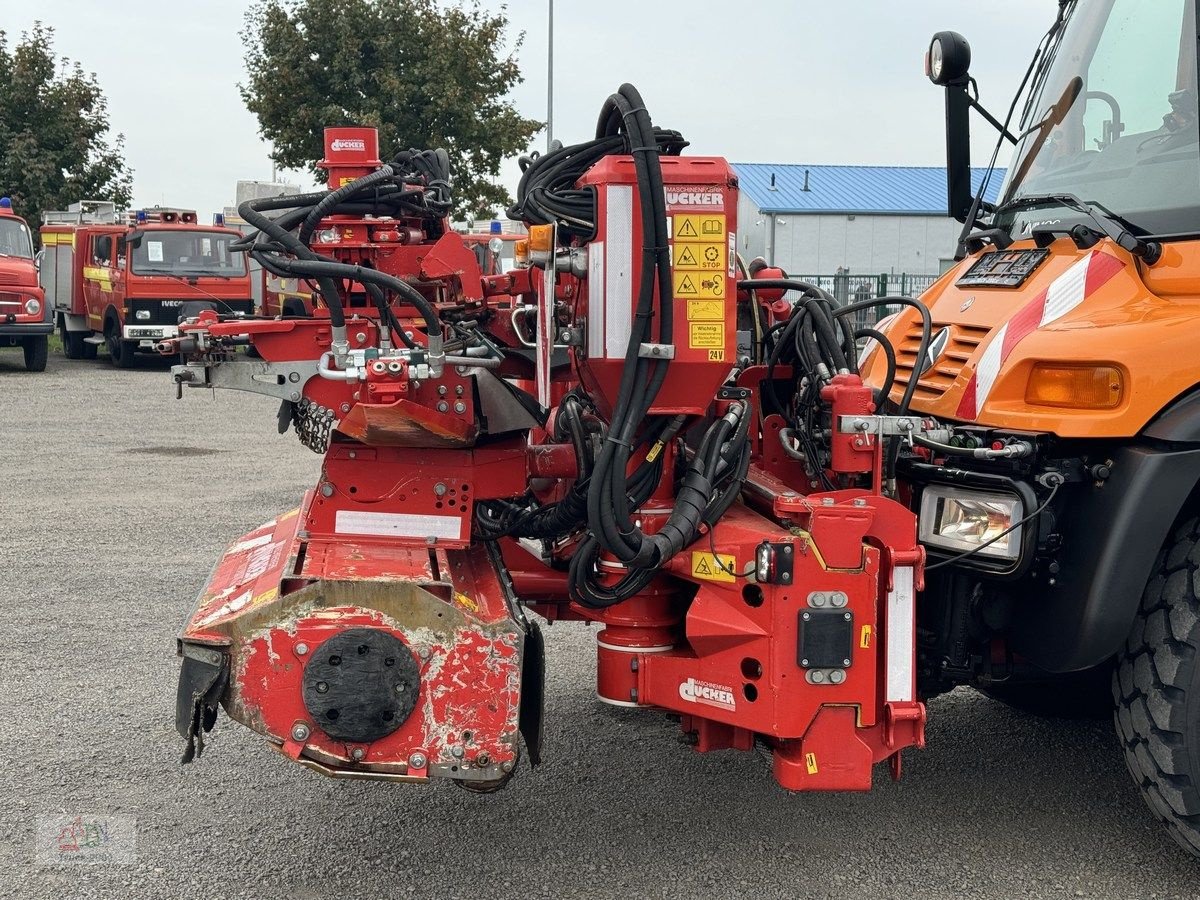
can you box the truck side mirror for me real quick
[927,31,974,222]
[34,248,44,270]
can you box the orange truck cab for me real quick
[863,0,1200,854]
[41,204,253,367]
[0,198,51,371]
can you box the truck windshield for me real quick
[0,217,34,258]
[996,0,1199,236]
[131,230,247,277]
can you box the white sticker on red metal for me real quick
[334,510,463,541]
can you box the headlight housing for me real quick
[919,485,1025,560]
[135,309,151,320]
[24,297,40,315]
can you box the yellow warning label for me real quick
[687,299,724,321]
[860,625,872,649]
[806,752,819,775]
[689,322,724,349]
[674,214,700,239]
[673,243,700,269]
[691,551,735,583]
[698,242,725,269]
[707,349,725,362]
[673,271,725,300]
[673,213,726,240]
[673,240,725,271]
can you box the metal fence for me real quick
[791,273,939,332]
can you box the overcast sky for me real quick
[7,0,1052,219]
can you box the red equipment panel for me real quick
[578,156,738,416]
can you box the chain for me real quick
[293,397,333,454]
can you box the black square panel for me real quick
[798,609,853,669]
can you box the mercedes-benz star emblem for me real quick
[918,327,951,377]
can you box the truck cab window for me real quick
[93,235,112,265]
[0,218,34,258]
[998,0,1200,235]
[130,230,248,277]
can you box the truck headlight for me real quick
[136,309,151,320]
[24,298,40,315]
[918,485,1024,560]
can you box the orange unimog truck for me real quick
[861,0,1200,854]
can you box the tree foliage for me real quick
[241,0,542,217]
[0,23,133,224]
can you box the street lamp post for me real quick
[547,0,554,151]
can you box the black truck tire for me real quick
[1114,515,1200,856]
[23,335,48,372]
[61,322,95,360]
[105,318,136,369]
[980,664,1114,720]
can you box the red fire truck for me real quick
[0,198,51,371]
[41,203,254,367]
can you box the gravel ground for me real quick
[1,350,1198,899]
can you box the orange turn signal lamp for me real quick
[1025,364,1123,410]
[528,225,554,253]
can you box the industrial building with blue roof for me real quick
[731,163,1007,284]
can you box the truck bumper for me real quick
[0,323,53,338]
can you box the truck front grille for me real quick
[892,322,991,403]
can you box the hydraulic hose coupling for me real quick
[331,326,350,363]
[318,351,357,382]
[427,334,446,378]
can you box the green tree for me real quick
[241,0,542,217]
[0,23,133,226]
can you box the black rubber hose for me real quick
[737,279,848,372]
[831,296,932,415]
[855,327,897,404]
[264,256,441,337]
[239,197,346,329]
[298,165,395,245]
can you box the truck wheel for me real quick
[23,335,48,372]
[104,319,135,369]
[979,665,1113,719]
[1114,515,1200,856]
[60,323,90,360]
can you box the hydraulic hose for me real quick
[297,164,395,245]
[238,196,348,330]
[831,296,932,415]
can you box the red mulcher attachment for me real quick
[174,86,928,793]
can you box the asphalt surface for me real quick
[1,349,1198,899]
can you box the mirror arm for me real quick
[966,94,1018,144]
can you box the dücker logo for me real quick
[330,139,367,152]
[679,677,736,711]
